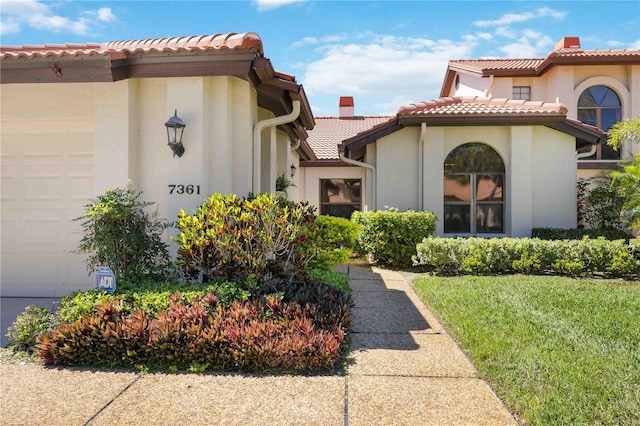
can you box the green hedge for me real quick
[531,227,630,241]
[414,237,639,277]
[313,215,360,267]
[353,208,437,267]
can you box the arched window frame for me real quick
[443,142,505,235]
[574,77,630,161]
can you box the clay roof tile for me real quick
[0,32,264,60]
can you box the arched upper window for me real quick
[444,143,504,234]
[577,85,621,160]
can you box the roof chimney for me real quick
[555,37,581,51]
[339,96,354,118]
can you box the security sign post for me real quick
[96,266,116,295]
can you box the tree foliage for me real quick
[74,186,171,281]
[607,116,640,150]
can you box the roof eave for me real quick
[546,120,606,148]
[343,120,403,155]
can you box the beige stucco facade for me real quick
[1,76,298,296]
[451,64,640,160]
[362,124,577,237]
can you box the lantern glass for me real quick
[165,110,186,157]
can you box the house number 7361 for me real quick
[168,184,200,195]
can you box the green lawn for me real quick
[411,274,640,425]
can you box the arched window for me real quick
[577,85,621,160]
[444,143,504,234]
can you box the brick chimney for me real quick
[339,96,354,118]
[555,37,581,51]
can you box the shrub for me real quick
[313,215,360,267]
[74,186,172,282]
[35,289,350,372]
[531,227,630,241]
[308,267,351,293]
[6,305,54,352]
[415,237,639,278]
[583,174,625,231]
[175,193,319,284]
[353,208,437,267]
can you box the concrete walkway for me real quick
[0,265,517,425]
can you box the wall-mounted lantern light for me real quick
[165,110,186,158]
[290,163,297,178]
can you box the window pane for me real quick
[444,205,470,233]
[601,108,621,132]
[476,204,503,233]
[577,108,597,126]
[476,175,503,201]
[513,86,531,101]
[601,144,621,160]
[444,175,471,202]
[445,143,504,173]
[578,90,597,108]
[320,179,361,218]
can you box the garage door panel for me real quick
[1,124,94,296]
[2,209,85,249]
[0,253,92,297]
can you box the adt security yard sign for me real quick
[96,267,116,294]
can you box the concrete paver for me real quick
[0,364,138,426]
[94,373,345,426]
[348,333,477,377]
[348,376,516,426]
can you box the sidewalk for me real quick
[0,265,517,425]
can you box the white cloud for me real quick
[0,0,116,36]
[628,40,640,50]
[301,35,477,114]
[292,36,318,47]
[253,0,305,11]
[95,8,116,23]
[473,7,566,28]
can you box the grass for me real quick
[411,274,640,425]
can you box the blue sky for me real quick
[1,0,639,116]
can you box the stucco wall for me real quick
[362,124,577,238]
[1,75,273,296]
[376,127,420,211]
[531,127,577,230]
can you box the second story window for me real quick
[578,85,621,160]
[512,86,531,101]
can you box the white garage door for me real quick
[1,121,94,297]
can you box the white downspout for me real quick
[339,151,376,211]
[576,144,597,159]
[253,100,301,193]
[418,123,426,210]
[484,75,494,97]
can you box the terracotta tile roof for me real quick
[448,58,544,74]
[397,96,568,116]
[307,116,393,159]
[447,47,640,76]
[0,32,263,59]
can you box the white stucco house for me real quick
[1,33,638,297]
[1,33,316,296]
